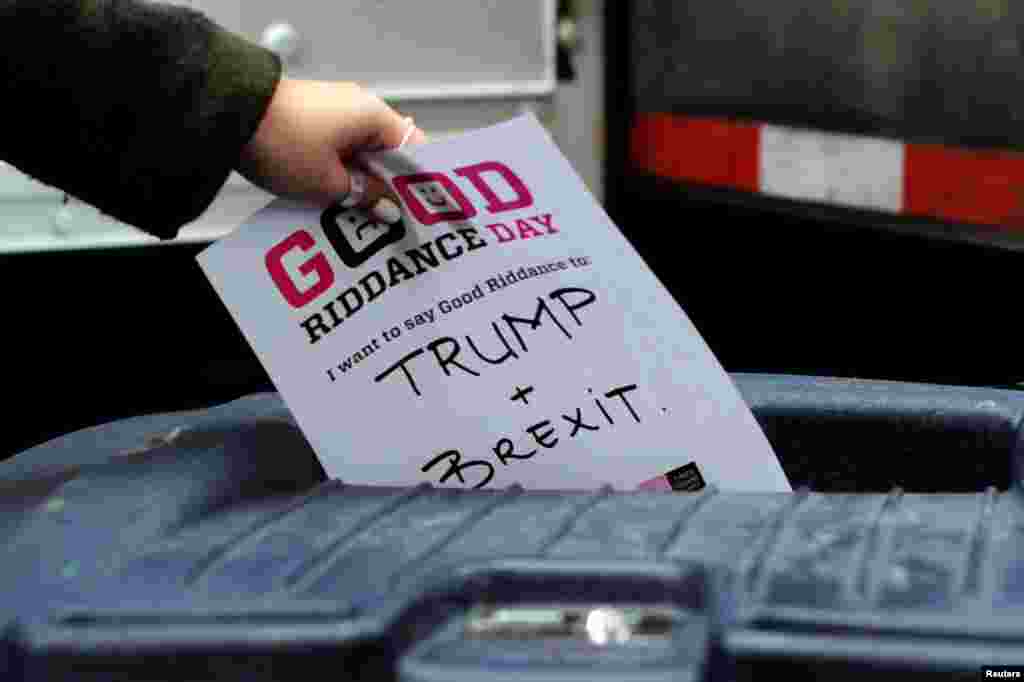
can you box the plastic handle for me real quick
[391,559,732,682]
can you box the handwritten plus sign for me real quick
[510,385,535,405]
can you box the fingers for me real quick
[327,163,403,224]
[370,196,403,224]
[332,109,427,219]
[362,90,429,150]
[360,172,404,224]
[318,87,430,221]
[335,165,393,208]
[404,124,429,146]
[365,99,416,150]
[355,170,403,225]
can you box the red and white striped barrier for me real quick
[631,113,1024,231]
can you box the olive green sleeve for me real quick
[0,0,283,239]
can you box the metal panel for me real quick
[185,0,556,101]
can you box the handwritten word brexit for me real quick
[421,383,641,489]
[371,286,597,397]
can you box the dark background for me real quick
[0,244,274,459]
[604,1,1024,391]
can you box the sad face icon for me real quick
[320,202,407,268]
[334,209,385,243]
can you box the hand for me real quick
[236,78,426,220]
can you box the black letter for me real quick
[407,242,440,274]
[323,299,345,326]
[374,348,427,396]
[301,312,332,345]
[338,287,364,317]
[562,407,600,437]
[526,420,559,449]
[492,438,538,465]
[549,287,597,326]
[465,323,519,365]
[436,232,465,260]
[387,257,417,286]
[421,450,494,489]
[605,384,641,422]
[457,227,489,251]
[428,337,481,377]
[502,298,572,353]
[359,271,387,304]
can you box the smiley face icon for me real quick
[320,202,406,268]
[393,172,478,226]
[413,181,457,212]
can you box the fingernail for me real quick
[340,168,368,208]
[398,117,417,149]
[371,198,402,224]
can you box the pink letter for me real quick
[393,172,477,226]
[265,230,335,308]
[485,222,517,243]
[454,161,533,214]
[515,219,544,240]
[531,213,558,234]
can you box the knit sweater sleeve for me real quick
[0,0,282,239]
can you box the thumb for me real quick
[364,98,420,150]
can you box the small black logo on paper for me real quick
[321,202,406,268]
[666,462,706,492]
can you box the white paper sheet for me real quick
[197,114,791,492]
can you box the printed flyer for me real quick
[198,114,791,492]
